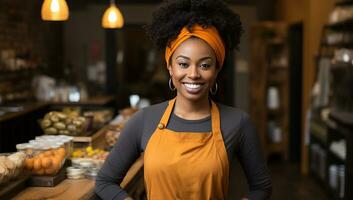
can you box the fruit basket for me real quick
[39,111,90,136]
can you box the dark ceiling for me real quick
[69,0,257,8]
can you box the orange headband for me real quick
[165,24,225,68]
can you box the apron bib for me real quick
[144,98,229,200]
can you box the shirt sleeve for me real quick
[235,116,272,200]
[95,110,144,200]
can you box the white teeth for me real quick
[184,83,201,89]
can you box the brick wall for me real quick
[0,0,63,76]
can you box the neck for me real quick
[173,95,211,120]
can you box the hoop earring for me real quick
[210,82,218,95]
[169,78,176,91]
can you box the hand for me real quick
[124,198,134,200]
[241,198,249,200]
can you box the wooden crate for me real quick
[72,127,108,149]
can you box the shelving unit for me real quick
[249,22,289,161]
[336,0,353,7]
[0,67,39,103]
[309,2,353,199]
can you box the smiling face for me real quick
[168,37,220,103]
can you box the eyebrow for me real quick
[176,55,213,61]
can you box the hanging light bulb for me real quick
[41,0,69,21]
[102,0,124,29]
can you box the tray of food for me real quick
[0,152,29,199]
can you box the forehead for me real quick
[172,37,216,59]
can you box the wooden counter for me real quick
[13,179,95,200]
[13,156,144,200]
[12,123,145,200]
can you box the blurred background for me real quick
[0,0,352,199]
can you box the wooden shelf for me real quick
[310,133,327,149]
[325,18,353,31]
[267,108,284,117]
[311,5,353,198]
[328,149,346,163]
[335,0,353,7]
[310,119,328,145]
[250,22,289,161]
[330,110,353,125]
[330,62,353,70]
[266,38,285,45]
[269,65,288,70]
[267,143,283,154]
[0,102,48,123]
[321,42,353,49]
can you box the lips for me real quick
[183,82,204,94]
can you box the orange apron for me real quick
[144,98,229,200]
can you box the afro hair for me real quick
[145,0,243,52]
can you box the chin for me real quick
[178,90,209,102]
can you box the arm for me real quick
[95,110,144,200]
[235,117,272,200]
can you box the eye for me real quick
[178,62,189,68]
[200,63,211,69]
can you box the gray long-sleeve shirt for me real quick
[95,101,272,200]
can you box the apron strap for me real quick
[211,101,223,140]
[159,98,176,128]
[158,98,222,136]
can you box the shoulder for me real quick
[216,103,250,130]
[132,101,169,127]
[140,101,169,119]
[217,103,249,124]
[142,101,169,112]
[123,101,168,126]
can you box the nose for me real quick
[188,65,201,79]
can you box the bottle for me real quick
[338,165,345,199]
[329,165,338,189]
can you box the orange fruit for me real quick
[38,153,46,158]
[33,158,42,171]
[57,148,66,158]
[51,156,61,171]
[50,150,56,156]
[44,150,53,157]
[41,157,52,168]
[25,158,34,170]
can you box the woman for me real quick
[95,0,272,199]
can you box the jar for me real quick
[51,143,66,165]
[16,143,34,157]
[79,160,94,171]
[66,166,85,179]
[33,144,51,157]
[28,140,37,144]
[30,144,54,176]
[56,135,73,157]
[267,86,280,109]
[85,168,99,180]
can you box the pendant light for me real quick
[41,0,69,21]
[102,0,124,29]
